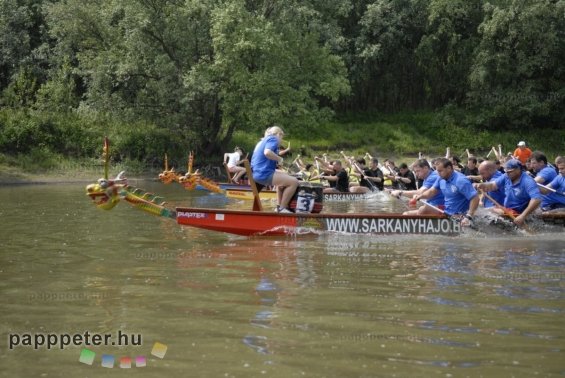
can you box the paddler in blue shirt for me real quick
[475,159,541,226]
[390,159,445,216]
[251,126,298,213]
[537,156,565,211]
[477,161,505,208]
[412,158,479,226]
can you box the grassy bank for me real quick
[0,152,156,184]
[234,111,564,162]
[2,110,563,184]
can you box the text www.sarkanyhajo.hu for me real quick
[8,331,141,350]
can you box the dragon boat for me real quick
[225,188,379,202]
[156,151,380,203]
[86,171,565,236]
[86,172,462,236]
[87,139,563,237]
[86,140,459,236]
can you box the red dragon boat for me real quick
[175,207,461,236]
[87,139,563,237]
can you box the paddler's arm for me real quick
[537,183,553,194]
[412,187,438,202]
[264,148,284,164]
[389,187,422,198]
[314,156,332,170]
[474,181,498,192]
[534,175,547,184]
[467,195,480,217]
[514,198,541,226]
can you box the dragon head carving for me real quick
[85,171,127,210]
[158,168,181,184]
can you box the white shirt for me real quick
[226,152,241,168]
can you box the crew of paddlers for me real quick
[229,127,564,226]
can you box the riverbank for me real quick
[2,110,562,185]
[0,164,159,185]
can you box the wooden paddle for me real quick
[292,154,301,168]
[243,159,263,212]
[103,137,110,180]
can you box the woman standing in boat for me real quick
[251,126,298,213]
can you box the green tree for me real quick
[204,0,350,138]
[351,0,428,112]
[468,0,565,129]
[0,0,49,103]
[34,59,80,112]
[415,0,483,106]
[44,0,350,156]
[0,0,32,90]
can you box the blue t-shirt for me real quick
[432,170,477,215]
[483,170,506,208]
[494,171,542,213]
[422,170,444,206]
[536,166,558,184]
[250,135,279,182]
[536,166,558,207]
[545,174,565,206]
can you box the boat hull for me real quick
[176,207,461,236]
[539,211,565,225]
[197,183,251,191]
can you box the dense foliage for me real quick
[0,0,563,162]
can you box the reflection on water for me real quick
[0,182,563,377]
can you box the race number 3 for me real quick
[296,194,315,213]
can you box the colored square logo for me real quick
[151,342,167,359]
[79,348,95,365]
[135,356,146,367]
[120,356,131,368]
[101,354,114,368]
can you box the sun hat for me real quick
[517,141,526,147]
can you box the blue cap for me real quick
[504,159,522,171]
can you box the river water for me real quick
[0,180,563,377]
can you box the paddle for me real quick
[386,190,411,211]
[103,137,110,180]
[310,158,322,182]
[292,154,301,168]
[481,190,532,233]
[243,159,263,211]
[420,200,447,216]
[420,200,477,230]
[537,183,565,196]
[486,147,494,159]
